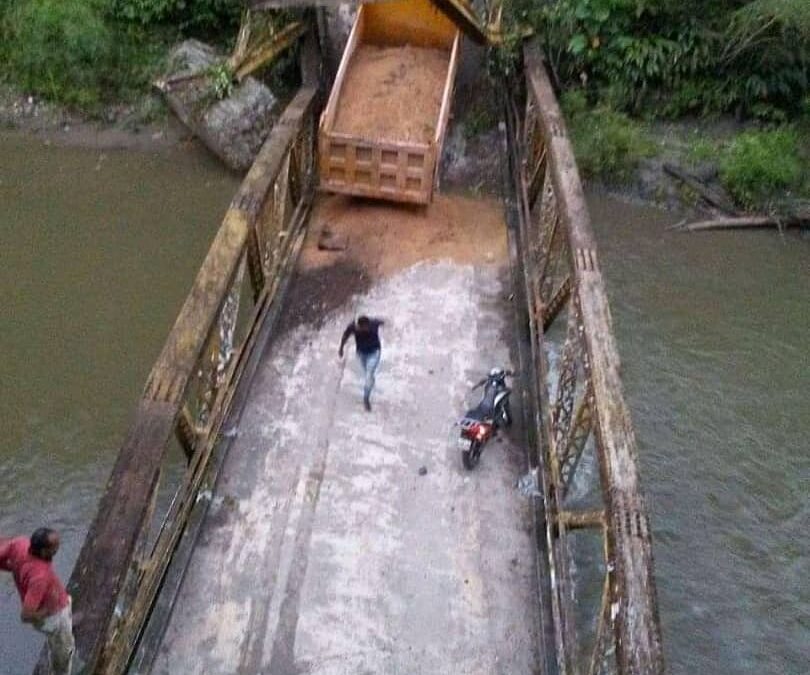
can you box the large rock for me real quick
[159,39,278,171]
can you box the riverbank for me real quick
[0,85,191,152]
[640,119,809,217]
[560,91,810,217]
[3,79,807,221]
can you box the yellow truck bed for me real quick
[319,0,460,204]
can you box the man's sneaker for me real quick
[363,397,371,412]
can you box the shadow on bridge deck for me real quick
[148,193,541,674]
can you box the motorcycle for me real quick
[457,368,513,470]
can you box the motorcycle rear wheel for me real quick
[462,440,482,470]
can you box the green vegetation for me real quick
[682,125,810,209]
[560,90,654,181]
[3,0,113,107]
[108,0,240,37]
[685,137,720,165]
[500,1,810,208]
[209,61,235,101]
[0,0,240,110]
[718,127,805,208]
[507,0,809,120]
[463,98,499,139]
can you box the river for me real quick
[1,132,807,674]
[0,132,239,673]
[588,193,809,675]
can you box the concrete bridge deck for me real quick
[150,194,542,674]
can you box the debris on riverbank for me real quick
[156,39,279,172]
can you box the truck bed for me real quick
[318,0,460,205]
[333,45,449,144]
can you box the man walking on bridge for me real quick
[1,528,75,675]
[339,315,385,411]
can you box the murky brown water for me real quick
[0,132,238,673]
[588,192,810,675]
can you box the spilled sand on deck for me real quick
[278,193,508,336]
[301,193,508,278]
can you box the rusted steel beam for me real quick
[233,21,308,82]
[526,146,547,210]
[129,201,311,675]
[523,41,664,674]
[560,382,594,499]
[143,87,316,411]
[432,0,490,44]
[550,308,581,465]
[141,207,249,409]
[502,79,562,675]
[516,127,572,675]
[232,87,317,213]
[542,274,571,331]
[246,222,266,300]
[557,509,605,530]
[106,113,316,672]
[587,573,613,675]
[33,402,176,674]
[175,404,199,462]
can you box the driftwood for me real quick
[676,215,810,232]
[663,163,810,234]
[663,163,738,215]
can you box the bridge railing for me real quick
[40,85,318,675]
[509,43,665,675]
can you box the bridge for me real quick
[37,6,663,675]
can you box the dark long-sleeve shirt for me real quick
[340,319,383,355]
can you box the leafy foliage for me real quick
[718,127,804,207]
[0,0,241,108]
[507,0,810,119]
[4,0,114,107]
[561,89,655,181]
[107,0,241,36]
[208,61,234,100]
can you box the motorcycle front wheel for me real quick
[462,440,482,470]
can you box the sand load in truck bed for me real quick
[332,45,449,144]
[318,0,461,205]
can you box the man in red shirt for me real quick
[1,528,75,675]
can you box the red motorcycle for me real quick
[457,368,513,470]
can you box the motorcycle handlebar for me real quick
[470,370,517,390]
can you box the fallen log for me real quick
[662,163,738,215]
[678,216,809,232]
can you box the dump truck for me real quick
[318,0,461,204]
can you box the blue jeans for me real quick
[358,349,381,401]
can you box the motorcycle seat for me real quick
[465,381,502,422]
[464,408,491,422]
